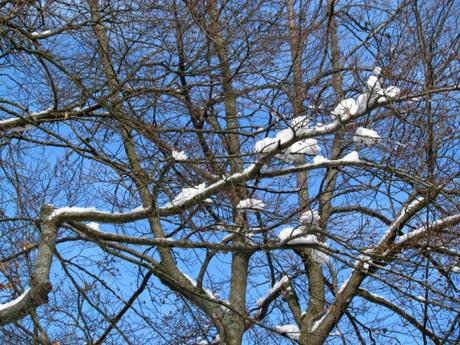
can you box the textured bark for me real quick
[0,204,57,325]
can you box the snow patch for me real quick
[168,183,206,206]
[50,206,99,218]
[300,210,320,225]
[275,128,295,144]
[0,288,30,312]
[254,137,278,153]
[31,30,52,37]
[331,98,358,120]
[287,139,321,156]
[278,227,319,245]
[313,155,329,164]
[237,198,265,210]
[341,151,360,162]
[312,310,329,332]
[172,150,188,161]
[256,275,289,307]
[353,127,380,146]
[367,76,382,94]
[275,324,300,340]
[86,222,100,231]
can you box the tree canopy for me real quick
[0,0,459,344]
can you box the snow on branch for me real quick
[237,198,265,210]
[166,183,207,207]
[278,227,319,245]
[397,214,460,245]
[255,275,290,309]
[275,324,300,341]
[353,127,380,147]
[172,150,188,161]
[0,288,30,312]
[0,205,57,325]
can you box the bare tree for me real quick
[0,0,459,344]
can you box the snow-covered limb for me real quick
[286,138,321,156]
[397,214,460,245]
[0,105,101,132]
[183,273,218,300]
[312,155,329,164]
[300,210,320,225]
[353,127,380,146]
[331,98,358,120]
[0,205,57,325]
[256,275,290,308]
[172,150,188,161]
[376,196,426,246]
[166,183,207,207]
[275,324,300,341]
[31,30,53,38]
[340,151,360,162]
[311,309,330,332]
[237,198,265,210]
[254,137,278,153]
[86,222,100,231]
[0,288,30,312]
[278,227,319,244]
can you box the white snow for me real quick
[353,127,380,146]
[338,276,351,294]
[311,249,329,264]
[237,198,265,210]
[373,66,382,76]
[256,275,289,307]
[169,183,206,206]
[356,93,370,113]
[289,235,320,245]
[275,128,295,144]
[313,155,329,164]
[287,138,321,156]
[0,288,30,312]
[278,227,301,241]
[172,150,188,161]
[254,137,278,153]
[50,206,99,218]
[367,76,382,93]
[341,151,360,162]
[130,206,147,212]
[31,30,52,37]
[356,254,371,270]
[0,118,18,125]
[331,98,358,120]
[452,266,460,273]
[312,310,329,332]
[278,227,319,245]
[291,115,309,130]
[378,86,400,103]
[275,324,300,340]
[86,222,100,231]
[300,210,320,225]
[30,107,53,116]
